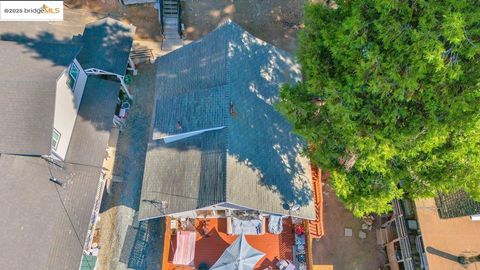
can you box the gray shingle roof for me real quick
[0,77,119,270]
[76,17,135,75]
[436,190,480,219]
[141,129,227,217]
[66,77,121,167]
[139,21,314,220]
[0,41,80,155]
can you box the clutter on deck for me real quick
[163,215,311,270]
[268,215,284,235]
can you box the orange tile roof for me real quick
[164,218,296,270]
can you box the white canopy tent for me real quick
[210,234,265,270]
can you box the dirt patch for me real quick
[313,182,386,270]
[64,0,162,41]
[181,0,304,53]
[63,0,307,53]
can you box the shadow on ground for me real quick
[97,64,158,270]
[0,29,130,133]
[181,0,304,53]
[119,219,166,270]
[100,63,156,213]
[65,0,162,41]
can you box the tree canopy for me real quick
[278,0,480,217]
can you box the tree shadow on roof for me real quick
[148,22,311,214]
[1,31,81,66]
[1,30,122,134]
[77,17,135,75]
[224,23,311,209]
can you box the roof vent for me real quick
[175,121,182,132]
[49,177,64,187]
[229,101,237,117]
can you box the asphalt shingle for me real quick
[139,21,314,220]
[76,17,135,76]
[436,190,480,219]
[0,41,80,155]
[0,76,119,270]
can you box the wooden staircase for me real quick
[305,165,327,270]
[161,0,183,51]
[307,165,324,238]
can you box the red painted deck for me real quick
[164,218,295,270]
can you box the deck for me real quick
[163,218,296,270]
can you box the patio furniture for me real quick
[170,219,178,235]
[228,216,265,235]
[172,230,196,266]
[293,233,307,270]
[210,234,265,270]
[358,230,367,239]
[276,259,295,270]
[268,215,283,234]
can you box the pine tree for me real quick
[278,0,480,217]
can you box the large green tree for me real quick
[278,0,480,217]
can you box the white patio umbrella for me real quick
[209,234,265,270]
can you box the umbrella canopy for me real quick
[209,234,265,270]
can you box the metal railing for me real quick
[393,199,416,270]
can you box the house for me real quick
[416,192,480,269]
[0,17,134,270]
[52,17,136,160]
[378,192,480,270]
[138,21,321,269]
